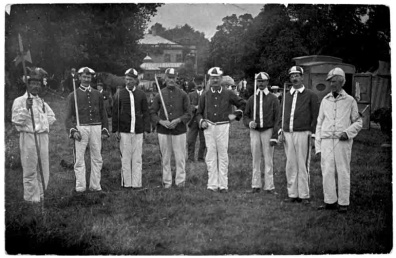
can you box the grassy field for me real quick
[4,93,393,254]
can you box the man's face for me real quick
[27,80,42,96]
[165,74,177,87]
[197,84,203,91]
[97,85,103,91]
[79,73,92,87]
[209,76,221,87]
[125,76,138,89]
[257,80,268,90]
[289,73,303,88]
[329,76,343,93]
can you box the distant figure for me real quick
[187,83,206,162]
[63,68,79,94]
[271,85,282,102]
[97,81,113,119]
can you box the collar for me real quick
[125,86,135,92]
[256,88,269,96]
[290,85,305,95]
[99,89,103,93]
[197,89,203,95]
[325,89,346,99]
[79,85,91,92]
[24,91,40,99]
[211,87,222,93]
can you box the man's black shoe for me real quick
[338,205,348,213]
[317,202,338,210]
[246,188,261,193]
[283,197,300,203]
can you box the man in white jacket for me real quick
[12,68,56,203]
[315,68,362,213]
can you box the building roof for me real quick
[140,62,184,71]
[139,34,182,46]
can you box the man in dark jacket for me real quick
[112,68,150,189]
[196,67,246,193]
[65,67,109,193]
[243,72,280,194]
[150,68,191,188]
[187,83,206,162]
[278,66,319,205]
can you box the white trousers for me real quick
[204,123,230,190]
[74,125,102,192]
[20,132,49,202]
[321,138,353,206]
[283,131,311,199]
[158,133,186,187]
[120,132,143,187]
[250,128,274,190]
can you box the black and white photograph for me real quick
[2,1,393,254]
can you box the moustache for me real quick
[292,79,298,83]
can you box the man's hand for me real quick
[168,118,181,129]
[278,131,285,144]
[228,114,237,121]
[26,98,33,110]
[249,121,257,129]
[101,129,110,140]
[115,131,121,142]
[73,131,82,142]
[159,120,171,129]
[339,132,349,141]
[201,121,208,129]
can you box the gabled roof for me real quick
[140,34,182,46]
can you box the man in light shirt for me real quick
[316,67,362,213]
[12,68,56,203]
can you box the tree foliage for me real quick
[208,4,390,86]
[5,3,161,83]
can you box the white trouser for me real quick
[283,131,311,199]
[250,128,274,190]
[120,132,143,187]
[204,123,230,190]
[158,133,186,187]
[20,132,49,202]
[74,125,102,192]
[321,138,353,206]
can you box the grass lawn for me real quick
[4,94,393,254]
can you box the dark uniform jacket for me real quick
[243,91,281,140]
[112,87,150,134]
[187,89,204,127]
[196,87,246,124]
[150,86,191,135]
[280,86,319,133]
[65,85,109,135]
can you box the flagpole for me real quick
[253,74,257,123]
[18,34,46,213]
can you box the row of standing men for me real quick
[12,65,362,213]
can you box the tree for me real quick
[5,3,161,86]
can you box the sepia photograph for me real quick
[3,1,393,254]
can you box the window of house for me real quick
[164,54,171,62]
[176,54,182,62]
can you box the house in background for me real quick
[139,29,197,81]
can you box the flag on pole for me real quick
[14,34,32,66]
